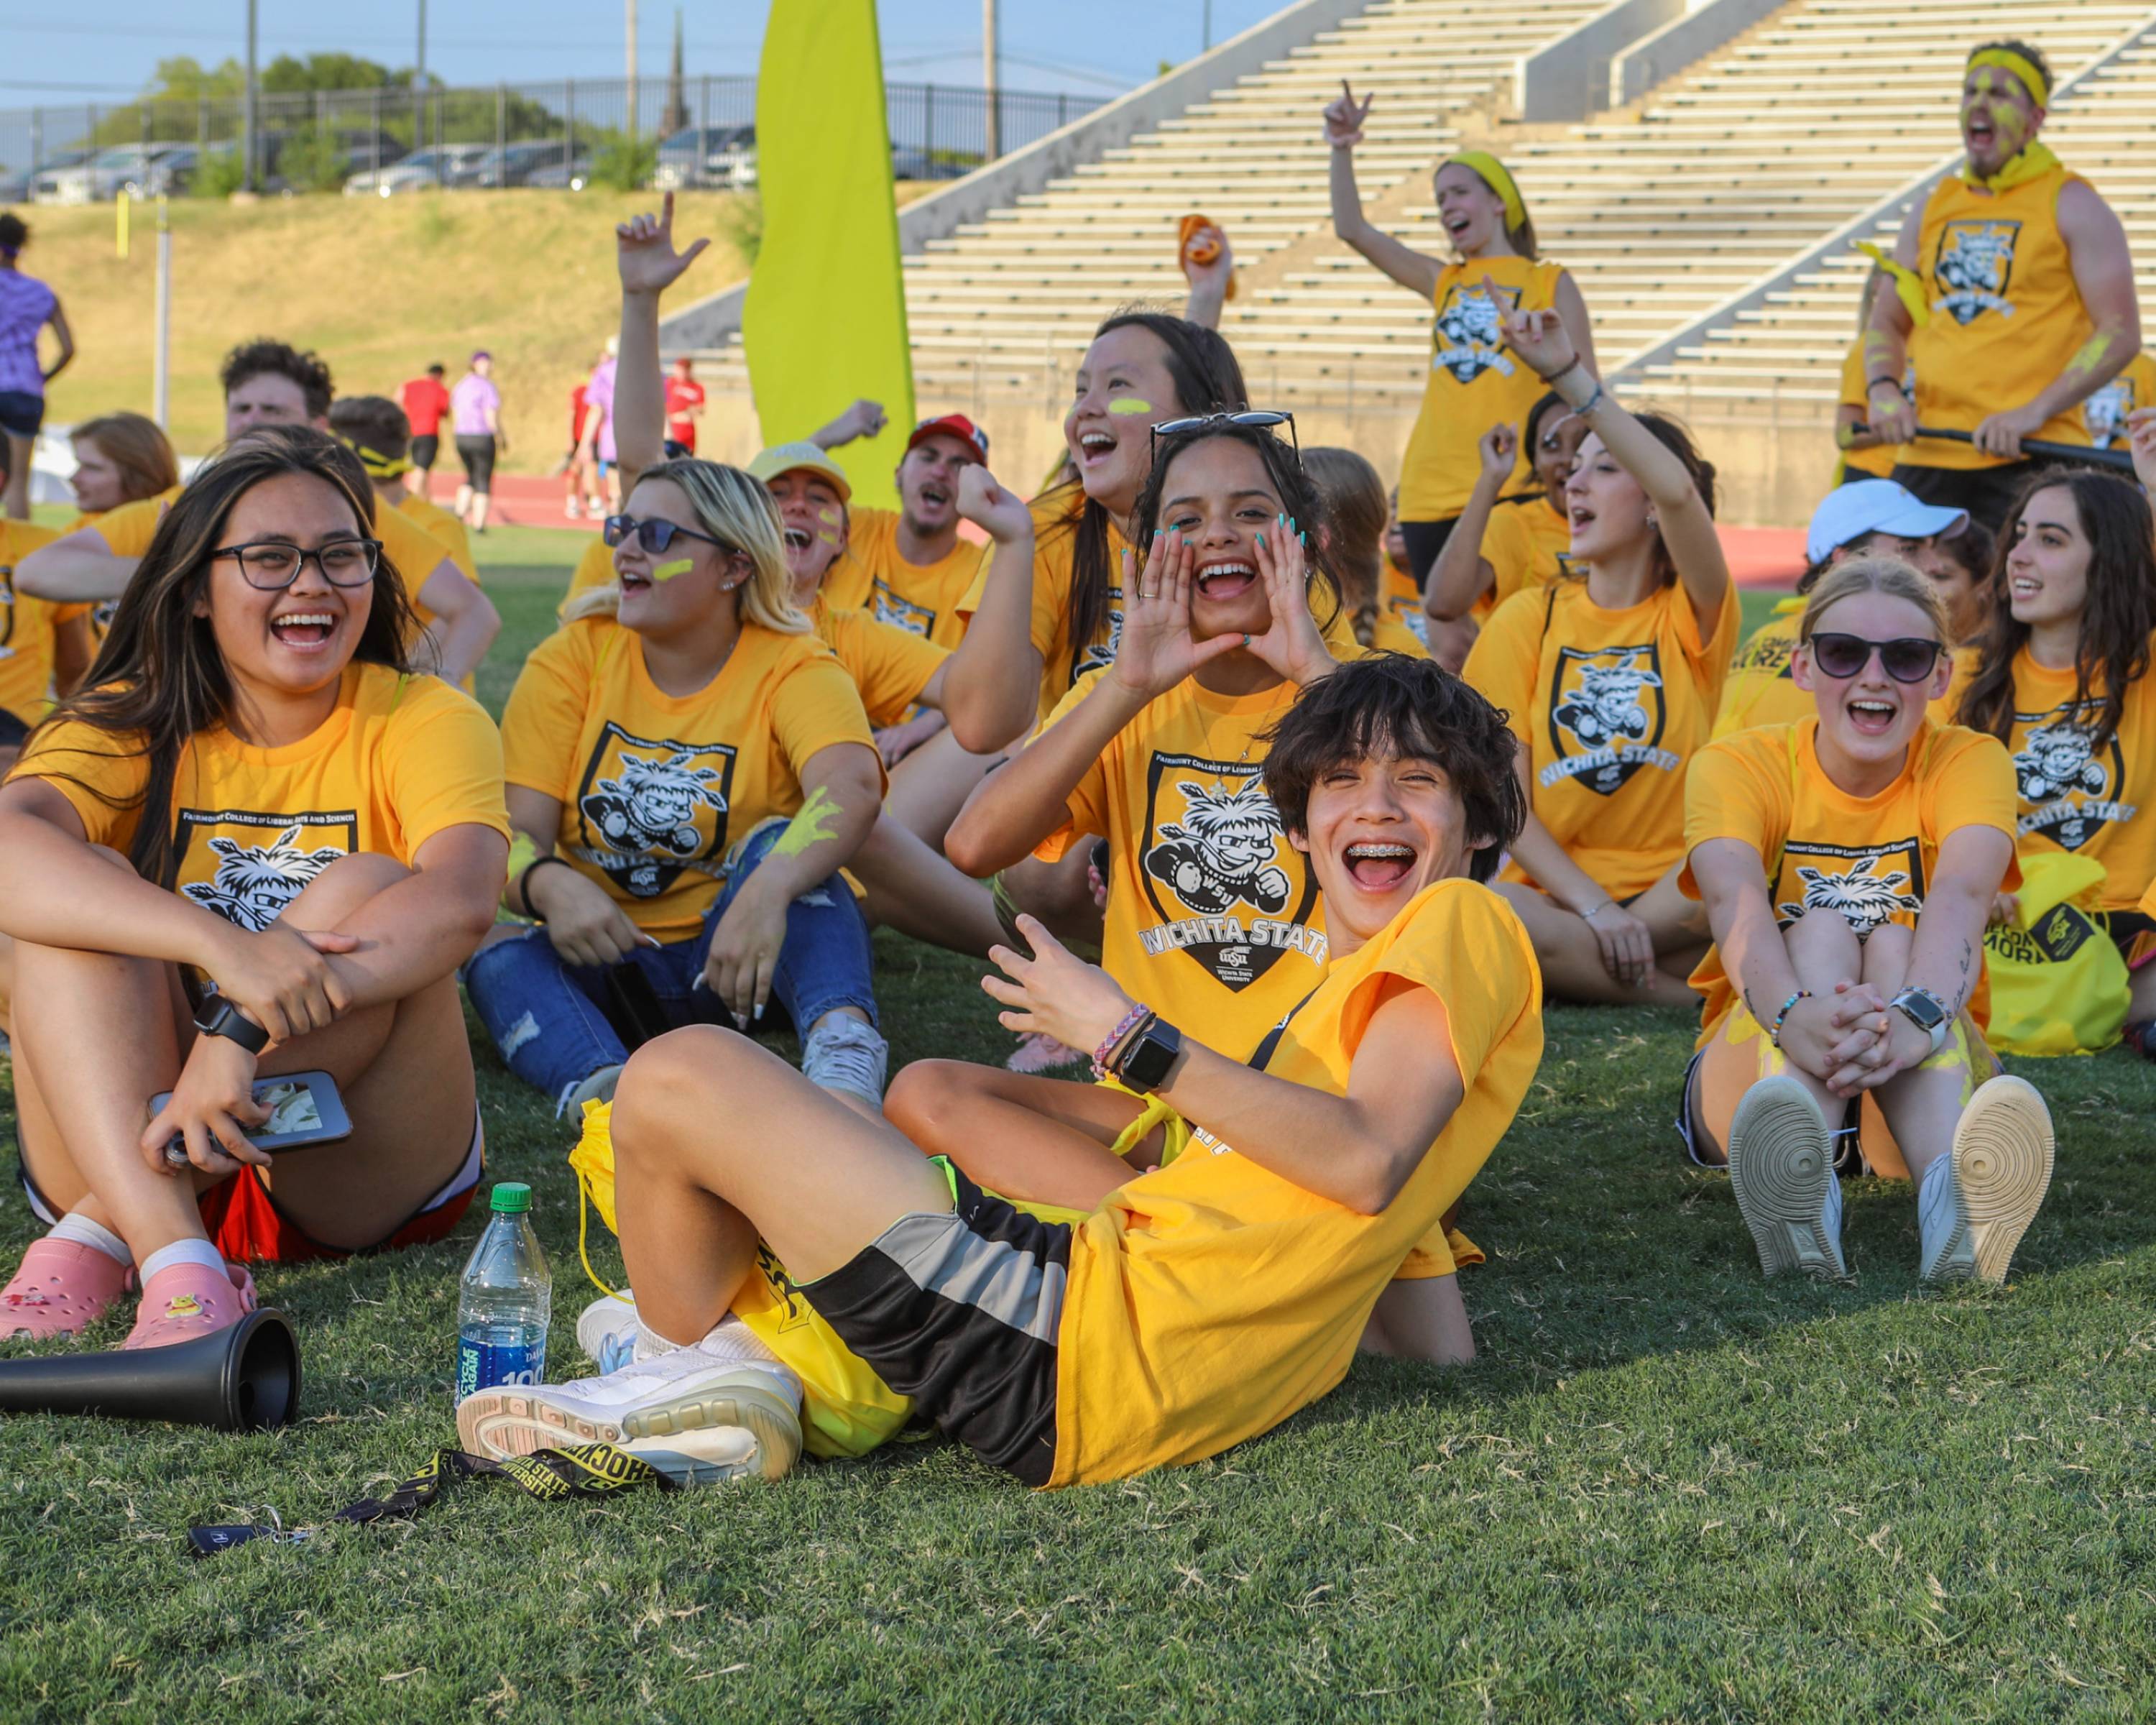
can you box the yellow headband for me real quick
[339,435,411,480]
[1442,151,1526,235]
[1966,47,2048,109]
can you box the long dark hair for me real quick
[39,426,415,888]
[1302,446,1388,647]
[1130,420,1342,638]
[1061,310,1248,666]
[1957,469,2155,748]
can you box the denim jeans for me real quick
[464,821,877,1109]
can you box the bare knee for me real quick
[613,1024,759,1168]
[1784,907,1860,980]
[884,1057,980,1143]
[282,851,413,928]
[1860,921,1912,988]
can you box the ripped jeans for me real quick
[464,819,877,1110]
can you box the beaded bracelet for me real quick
[1092,1001,1153,1081]
[1769,988,1813,1049]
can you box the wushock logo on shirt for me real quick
[872,583,936,638]
[1072,587,1125,684]
[173,809,357,932]
[1932,220,2020,325]
[1138,753,1324,988]
[1431,280,1521,386]
[2086,376,2137,447]
[2012,709,2132,851]
[1774,837,1924,934]
[572,723,737,898]
[1543,645,1677,795]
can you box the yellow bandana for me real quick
[1966,47,2049,108]
[339,435,412,480]
[1853,242,1930,329]
[1442,150,1525,235]
[1957,139,2060,194]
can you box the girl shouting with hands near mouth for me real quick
[1680,557,2053,1286]
[0,431,510,1348]
[1325,79,1595,584]
[1462,303,1737,1006]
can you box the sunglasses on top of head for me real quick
[1148,409,1299,459]
[602,514,737,558]
[1807,632,1943,684]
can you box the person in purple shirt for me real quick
[0,214,74,522]
[450,349,507,533]
[579,339,619,512]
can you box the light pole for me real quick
[626,0,640,139]
[983,0,1000,160]
[242,0,259,193]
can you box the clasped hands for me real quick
[1774,983,1936,1098]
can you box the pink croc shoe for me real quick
[123,1260,258,1351]
[1,1238,133,1339]
[1005,1031,1084,1075]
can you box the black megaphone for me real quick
[0,1307,300,1432]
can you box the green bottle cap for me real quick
[489,1182,533,1214]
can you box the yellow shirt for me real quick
[1712,597,1810,740]
[1946,641,2156,911]
[558,535,617,620]
[1035,670,1330,1048]
[1048,879,1542,1487]
[1680,718,2017,1040]
[1464,577,1741,900]
[826,506,984,650]
[1397,257,1565,520]
[1910,165,2094,469]
[2083,350,2156,448]
[809,595,949,729]
[395,489,479,584]
[1374,566,1433,652]
[500,617,875,939]
[1836,341,1900,481]
[1482,495,1573,606]
[0,520,66,727]
[12,662,507,918]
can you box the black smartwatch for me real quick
[1115,1016,1184,1094]
[194,998,270,1054]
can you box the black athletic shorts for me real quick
[804,1159,1066,1486]
[0,707,28,750]
[0,389,45,439]
[1396,518,1457,589]
[410,433,441,471]
[454,433,496,493]
[1890,460,2043,536]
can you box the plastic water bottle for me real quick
[456,1182,551,1404]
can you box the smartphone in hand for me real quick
[152,1070,352,1167]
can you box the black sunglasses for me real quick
[1807,632,1944,684]
[1148,409,1299,459]
[602,514,736,558]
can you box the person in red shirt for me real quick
[664,354,706,454]
[563,379,594,519]
[397,364,451,502]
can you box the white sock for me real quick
[693,1314,783,1367]
[47,1213,131,1266]
[137,1238,228,1284]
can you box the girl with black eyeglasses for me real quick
[1680,556,2053,1288]
[0,429,510,1349]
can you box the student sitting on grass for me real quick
[1422,392,1588,666]
[1949,467,2156,1054]
[0,436,73,771]
[1715,479,1968,740]
[1460,305,1736,1007]
[1681,557,2053,1284]
[462,457,889,1118]
[1304,445,1429,658]
[0,430,510,1346]
[455,652,1542,1487]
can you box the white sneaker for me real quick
[576,1289,641,1374]
[456,1350,803,1485]
[1919,1075,2054,1284]
[1727,1076,1846,1279]
[557,1063,623,1119]
[801,1015,888,1107]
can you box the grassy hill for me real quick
[14,190,762,468]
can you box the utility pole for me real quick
[982,0,1000,160]
[1203,0,1214,52]
[625,0,640,140]
[242,0,259,193]
[416,0,427,88]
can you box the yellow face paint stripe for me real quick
[1107,398,1153,416]
[651,558,696,581]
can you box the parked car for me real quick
[889,146,972,183]
[345,144,488,196]
[0,148,91,205]
[139,147,205,197]
[34,144,187,204]
[526,157,593,191]
[653,124,756,190]
[448,140,590,190]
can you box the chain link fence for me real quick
[0,76,1101,203]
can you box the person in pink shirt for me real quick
[579,341,619,512]
[450,351,507,533]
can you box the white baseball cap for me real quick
[1806,480,1968,566]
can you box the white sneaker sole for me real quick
[456,1366,803,1483]
[1924,1075,2054,1286]
[1728,1076,1846,1279]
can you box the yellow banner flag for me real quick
[742,0,915,510]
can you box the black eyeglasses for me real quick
[1149,409,1299,458]
[211,538,382,591]
[1807,632,1944,684]
[602,514,736,557]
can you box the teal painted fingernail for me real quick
[1299,531,1307,546]
[1255,530,1266,548]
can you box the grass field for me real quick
[4,551,2153,1721]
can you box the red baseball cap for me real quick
[907,414,989,464]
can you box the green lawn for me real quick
[4,549,2152,1721]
